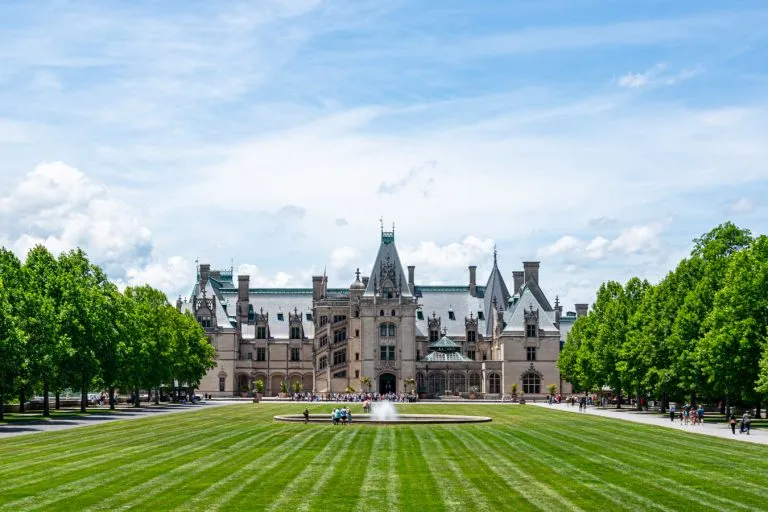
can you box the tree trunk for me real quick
[43,379,50,417]
[80,382,87,413]
[134,387,140,408]
[755,399,762,419]
[154,388,160,405]
[725,394,730,419]
[19,387,25,414]
[55,391,60,410]
[690,390,697,406]
[108,386,115,411]
[616,388,622,409]
[0,392,4,422]
[635,390,642,411]
[660,393,667,414]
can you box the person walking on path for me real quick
[303,408,309,423]
[742,412,751,435]
[670,403,676,422]
[729,414,737,435]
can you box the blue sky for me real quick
[0,0,766,309]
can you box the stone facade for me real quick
[180,228,587,398]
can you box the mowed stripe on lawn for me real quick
[2,403,768,512]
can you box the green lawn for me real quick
[1,403,766,511]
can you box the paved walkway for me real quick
[0,401,240,439]
[531,402,768,446]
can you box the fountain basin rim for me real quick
[274,413,492,424]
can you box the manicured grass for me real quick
[1,403,767,511]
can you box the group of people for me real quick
[291,391,411,403]
[669,403,705,425]
[728,412,752,435]
[330,407,352,425]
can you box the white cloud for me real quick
[728,197,755,214]
[330,246,360,269]
[236,263,312,288]
[122,256,192,296]
[618,63,700,89]
[537,223,664,261]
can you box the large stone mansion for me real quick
[179,227,587,398]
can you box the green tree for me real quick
[0,278,26,422]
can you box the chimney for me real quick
[512,271,524,293]
[554,296,562,328]
[238,274,250,301]
[199,263,210,288]
[176,296,182,312]
[312,276,324,301]
[408,266,415,286]
[523,261,540,284]
[468,265,477,297]
[575,303,589,318]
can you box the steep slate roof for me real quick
[364,230,412,298]
[483,251,511,335]
[502,285,558,335]
[190,281,236,330]
[415,288,486,338]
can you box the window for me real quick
[333,315,346,323]
[333,371,347,378]
[417,310,424,320]
[389,324,396,337]
[380,324,387,337]
[391,310,396,316]
[380,310,385,317]
[319,335,328,348]
[523,373,541,394]
[355,370,360,379]
[448,311,455,320]
[449,373,467,393]
[277,313,284,321]
[469,373,481,390]
[319,356,328,370]
[355,352,359,360]
[247,352,252,360]
[355,329,360,338]
[477,311,485,320]
[467,350,475,360]
[290,326,301,339]
[526,347,537,361]
[416,350,421,361]
[256,326,266,339]
[379,323,396,338]
[256,347,266,361]
[427,372,446,396]
[526,324,537,337]
[219,377,225,392]
[333,349,347,365]
[379,345,396,360]
[333,329,347,343]
[482,351,487,361]
[291,347,300,361]
[320,315,328,326]
[416,372,425,391]
[199,317,212,328]
[306,313,313,321]
[489,373,501,394]
[429,330,440,342]
[467,330,476,342]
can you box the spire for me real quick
[355,268,361,280]
[493,244,498,267]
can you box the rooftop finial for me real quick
[355,267,361,280]
[493,245,498,266]
[380,217,384,233]
[555,295,560,308]
[392,221,395,234]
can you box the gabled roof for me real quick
[429,335,462,351]
[364,229,412,298]
[503,285,558,334]
[483,251,510,335]
[415,289,486,338]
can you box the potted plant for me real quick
[279,380,289,398]
[417,385,426,399]
[345,385,356,393]
[240,384,249,398]
[360,376,372,393]
[404,377,416,395]
[547,383,557,398]
[292,380,303,394]
[252,379,264,403]
[519,393,526,405]
[510,383,519,399]
[469,385,480,400]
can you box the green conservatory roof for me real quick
[429,335,462,351]
[423,350,472,362]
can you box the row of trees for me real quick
[0,245,215,420]
[559,223,768,416]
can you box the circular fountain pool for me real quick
[274,413,492,424]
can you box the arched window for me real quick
[469,373,481,390]
[416,372,425,391]
[449,373,467,393]
[391,309,396,316]
[388,324,396,337]
[427,372,446,397]
[523,372,540,394]
[380,310,385,317]
[489,373,501,394]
